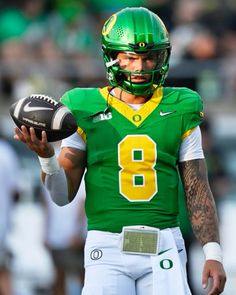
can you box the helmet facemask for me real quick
[103,47,171,96]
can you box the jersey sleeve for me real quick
[59,88,86,128]
[61,131,86,151]
[60,90,74,112]
[179,126,204,162]
[180,89,204,139]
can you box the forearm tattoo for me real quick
[179,159,220,246]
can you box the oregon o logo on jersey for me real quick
[90,249,103,260]
[160,259,173,269]
[132,114,142,122]
[118,134,158,202]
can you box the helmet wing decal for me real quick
[102,14,117,36]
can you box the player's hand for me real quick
[202,260,226,295]
[14,126,54,158]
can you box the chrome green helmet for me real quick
[102,7,171,96]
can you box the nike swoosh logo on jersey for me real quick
[158,248,172,255]
[23,102,54,112]
[159,248,183,256]
[160,111,176,116]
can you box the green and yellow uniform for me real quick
[61,86,203,233]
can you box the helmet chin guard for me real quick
[102,7,171,96]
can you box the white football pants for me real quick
[82,227,192,295]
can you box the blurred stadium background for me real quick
[0,0,235,295]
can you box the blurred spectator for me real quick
[47,1,99,84]
[184,30,218,60]
[0,0,48,45]
[49,1,95,58]
[200,0,236,38]
[144,0,176,31]
[87,0,145,21]
[0,129,21,295]
[43,179,87,295]
[6,194,55,295]
[0,37,70,101]
[219,29,236,101]
[188,30,221,102]
[200,118,233,204]
[0,0,52,102]
[0,38,31,101]
[168,0,223,100]
[13,37,71,100]
[169,0,205,65]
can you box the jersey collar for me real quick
[99,86,163,127]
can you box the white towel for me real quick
[151,229,192,295]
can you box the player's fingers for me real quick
[219,275,227,293]
[20,125,31,140]
[203,261,226,295]
[19,126,30,141]
[207,277,219,295]
[29,127,39,143]
[202,269,209,290]
[207,276,224,295]
[41,130,48,144]
[208,273,226,295]
[14,127,25,142]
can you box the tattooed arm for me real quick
[179,158,226,295]
[178,159,219,245]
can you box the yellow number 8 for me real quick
[118,135,158,201]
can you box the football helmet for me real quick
[102,7,171,96]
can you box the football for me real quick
[9,94,77,142]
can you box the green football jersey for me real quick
[60,86,203,233]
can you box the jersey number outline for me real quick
[118,134,158,202]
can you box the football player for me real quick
[14,7,226,295]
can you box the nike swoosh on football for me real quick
[160,111,176,116]
[23,102,54,112]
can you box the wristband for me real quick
[38,154,60,175]
[203,242,223,263]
